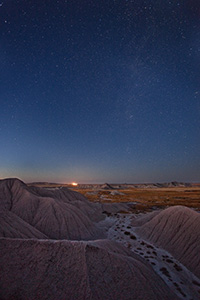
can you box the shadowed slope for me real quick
[0,211,48,239]
[0,178,103,240]
[0,179,188,299]
[135,206,200,278]
[0,238,178,300]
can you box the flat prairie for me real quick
[74,187,200,211]
[29,183,200,212]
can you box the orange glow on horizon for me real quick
[71,182,78,186]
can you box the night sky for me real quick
[0,0,200,183]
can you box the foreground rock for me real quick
[0,238,178,300]
[1,178,192,299]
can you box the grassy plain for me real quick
[73,187,200,211]
[29,182,200,212]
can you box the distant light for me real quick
[71,182,78,186]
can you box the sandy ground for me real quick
[97,212,200,300]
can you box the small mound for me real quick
[136,206,200,278]
[101,202,130,214]
[100,183,114,189]
[132,210,160,227]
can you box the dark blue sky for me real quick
[0,0,200,183]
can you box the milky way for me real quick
[0,0,199,183]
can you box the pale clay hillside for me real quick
[0,178,200,300]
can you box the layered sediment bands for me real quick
[135,206,200,278]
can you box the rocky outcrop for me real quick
[100,183,114,189]
[0,178,181,299]
[135,206,200,278]
[0,238,177,300]
[0,178,103,240]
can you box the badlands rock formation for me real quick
[135,206,200,278]
[0,178,190,299]
[0,178,103,240]
[0,238,177,300]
